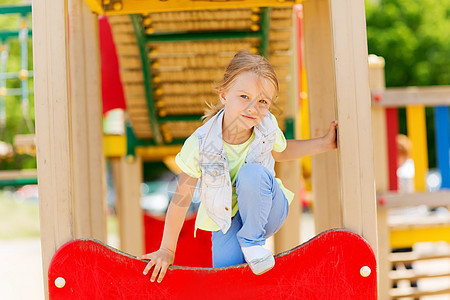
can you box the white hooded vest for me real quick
[193,108,278,233]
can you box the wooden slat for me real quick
[329,0,377,252]
[390,269,450,282]
[120,69,144,83]
[390,251,450,264]
[303,0,341,233]
[369,54,391,300]
[390,287,450,299]
[372,86,450,107]
[390,226,450,248]
[0,169,37,180]
[87,1,298,15]
[274,22,299,254]
[406,105,428,191]
[111,156,144,256]
[369,55,388,193]
[377,190,450,209]
[389,215,450,229]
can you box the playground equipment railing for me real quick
[369,55,450,300]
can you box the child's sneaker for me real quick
[241,245,275,275]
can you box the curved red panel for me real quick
[48,229,377,299]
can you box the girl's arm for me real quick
[139,172,198,283]
[272,121,337,162]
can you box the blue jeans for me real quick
[211,164,289,268]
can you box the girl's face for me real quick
[219,71,275,132]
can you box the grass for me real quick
[0,191,40,239]
[0,189,119,240]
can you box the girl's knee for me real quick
[236,164,269,184]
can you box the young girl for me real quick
[139,50,337,282]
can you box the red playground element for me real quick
[144,213,212,267]
[48,230,377,299]
[99,16,126,114]
[386,107,399,191]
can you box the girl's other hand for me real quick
[324,120,338,150]
[139,248,175,283]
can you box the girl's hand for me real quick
[139,248,175,283]
[323,120,338,150]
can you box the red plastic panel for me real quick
[49,229,377,300]
[144,213,212,267]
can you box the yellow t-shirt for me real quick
[175,115,294,233]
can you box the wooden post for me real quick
[273,14,300,253]
[369,55,391,299]
[111,156,145,256]
[32,0,72,297]
[303,0,341,233]
[69,0,107,242]
[329,0,378,255]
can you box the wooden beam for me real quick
[303,0,341,234]
[32,0,72,297]
[111,156,144,256]
[84,0,301,15]
[273,8,300,254]
[0,169,37,180]
[368,55,390,300]
[329,0,378,254]
[372,85,450,107]
[377,190,450,209]
[69,0,107,242]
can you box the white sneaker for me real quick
[241,245,275,275]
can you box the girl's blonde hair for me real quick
[202,50,279,122]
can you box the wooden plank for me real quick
[303,0,341,234]
[273,11,300,254]
[69,0,107,243]
[32,0,72,298]
[87,0,301,15]
[0,169,37,180]
[390,251,450,263]
[377,210,392,300]
[390,226,450,248]
[377,190,450,209]
[434,106,450,189]
[369,55,388,193]
[406,105,428,191]
[111,156,144,256]
[390,269,450,282]
[48,230,377,299]
[274,161,300,254]
[329,0,378,253]
[390,287,450,299]
[372,85,450,107]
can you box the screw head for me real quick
[55,277,66,288]
[360,266,371,277]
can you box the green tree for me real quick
[366,0,450,86]
[366,0,450,168]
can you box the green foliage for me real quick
[366,0,450,168]
[0,1,35,170]
[366,0,450,87]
